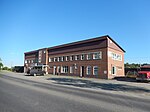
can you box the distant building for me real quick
[24,35,125,79]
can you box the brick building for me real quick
[24,35,125,79]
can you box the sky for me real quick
[0,0,150,67]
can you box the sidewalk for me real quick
[1,70,150,99]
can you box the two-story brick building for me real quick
[24,35,125,79]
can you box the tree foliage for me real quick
[2,66,12,71]
[124,63,140,68]
[0,63,3,70]
[0,58,3,70]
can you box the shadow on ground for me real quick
[48,78,150,93]
[114,77,137,82]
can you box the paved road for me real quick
[0,73,150,112]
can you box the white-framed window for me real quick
[93,52,102,60]
[75,55,79,60]
[70,55,73,61]
[39,50,42,56]
[87,53,91,60]
[31,60,33,63]
[70,66,73,73]
[66,56,69,61]
[86,66,91,75]
[112,53,122,61]
[61,56,65,61]
[81,54,85,60]
[28,60,30,63]
[53,57,56,62]
[62,66,69,73]
[57,57,59,62]
[59,57,62,62]
[49,57,52,62]
[25,60,27,64]
[93,66,98,75]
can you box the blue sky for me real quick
[0,0,150,67]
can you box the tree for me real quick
[0,63,3,70]
[0,58,3,70]
[124,63,140,68]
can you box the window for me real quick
[112,66,116,75]
[66,56,69,61]
[86,66,91,75]
[28,60,30,63]
[62,66,69,73]
[61,56,65,61]
[75,55,79,60]
[49,58,53,62]
[70,56,73,61]
[25,60,27,64]
[57,57,61,62]
[31,60,34,63]
[39,50,42,57]
[93,52,102,59]
[70,66,73,73]
[54,57,57,62]
[81,54,85,60]
[93,66,98,75]
[112,53,122,61]
[87,53,91,60]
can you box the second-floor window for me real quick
[61,56,65,61]
[49,57,51,62]
[25,60,27,64]
[54,57,57,62]
[66,56,69,61]
[93,52,102,60]
[75,55,79,60]
[87,53,91,60]
[81,54,85,60]
[70,55,73,61]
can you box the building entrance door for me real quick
[80,66,84,77]
[57,66,60,75]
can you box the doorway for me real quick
[80,66,84,77]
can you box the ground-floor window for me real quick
[62,66,69,73]
[86,66,91,75]
[112,66,116,75]
[70,66,73,73]
[93,66,98,75]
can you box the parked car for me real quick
[126,71,138,78]
[29,65,48,76]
